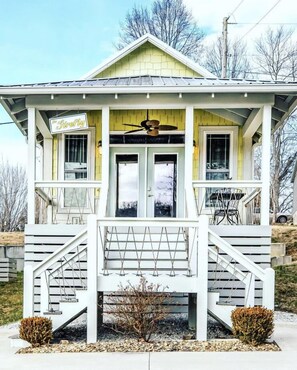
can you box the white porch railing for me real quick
[192,180,263,225]
[34,181,102,224]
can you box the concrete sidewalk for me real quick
[0,322,296,370]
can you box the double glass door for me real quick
[109,147,184,218]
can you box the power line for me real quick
[238,0,282,42]
[236,22,297,25]
[0,122,14,125]
[229,0,245,19]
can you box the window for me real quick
[62,133,90,208]
[206,134,230,181]
[64,134,88,180]
[199,126,238,209]
[116,154,139,217]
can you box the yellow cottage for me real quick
[1,33,296,342]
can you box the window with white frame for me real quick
[199,126,238,208]
[60,131,94,208]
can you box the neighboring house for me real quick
[1,33,297,342]
[291,159,297,225]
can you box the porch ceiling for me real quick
[1,75,297,141]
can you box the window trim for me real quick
[58,128,95,211]
[199,126,238,180]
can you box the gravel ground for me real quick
[16,314,280,354]
[5,311,296,354]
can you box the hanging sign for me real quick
[50,113,88,134]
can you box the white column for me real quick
[243,137,252,180]
[101,106,110,189]
[196,215,208,340]
[27,107,36,224]
[87,214,98,343]
[185,106,194,187]
[23,264,34,317]
[43,138,53,181]
[261,105,272,225]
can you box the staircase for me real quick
[44,289,88,331]
[24,215,274,342]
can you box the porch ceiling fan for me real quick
[123,110,178,136]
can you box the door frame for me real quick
[109,145,185,217]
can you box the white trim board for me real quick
[198,126,239,180]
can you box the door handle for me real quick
[148,194,154,197]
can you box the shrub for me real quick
[231,307,274,346]
[19,317,52,346]
[107,277,170,342]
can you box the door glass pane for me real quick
[154,154,177,217]
[116,155,138,217]
[205,134,230,206]
[64,134,88,207]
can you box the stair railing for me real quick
[23,228,88,317]
[208,229,274,309]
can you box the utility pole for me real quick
[221,16,229,79]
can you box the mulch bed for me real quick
[17,339,279,353]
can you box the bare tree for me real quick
[252,27,297,221]
[203,37,250,78]
[0,160,27,231]
[254,26,297,81]
[117,0,205,61]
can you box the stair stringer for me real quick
[207,292,236,331]
[44,289,88,332]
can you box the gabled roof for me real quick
[81,33,216,80]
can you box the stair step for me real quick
[60,298,79,303]
[217,301,236,306]
[43,310,62,315]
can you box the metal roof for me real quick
[1,75,296,89]
[0,75,297,142]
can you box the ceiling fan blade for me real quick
[123,123,142,128]
[157,125,178,131]
[124,128,145,135]
[147,128,159,136]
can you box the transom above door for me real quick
[109,147,184,218]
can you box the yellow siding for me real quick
[193,110,243,180]
[110,109,185,131]
[87,111,102,180]
[95,42,201,78]
[52,109,243,182]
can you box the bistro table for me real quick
[209,190,246,225]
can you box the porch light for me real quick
[115,93,118,99]
[146,93,150,99]
[51,94,54,100]
[244,93,248,98]
[83,94,86,99]
[211,93,215,98]
[193,140,197,155]
[179,93,182,98]
[97,140,102,155]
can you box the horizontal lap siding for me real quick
[25,225,85,314]
[0,258,17,282]
[209,225,271,306]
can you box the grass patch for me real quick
[0,272,23,326]
[274,264,297,314]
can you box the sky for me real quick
[0,0,296,165]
